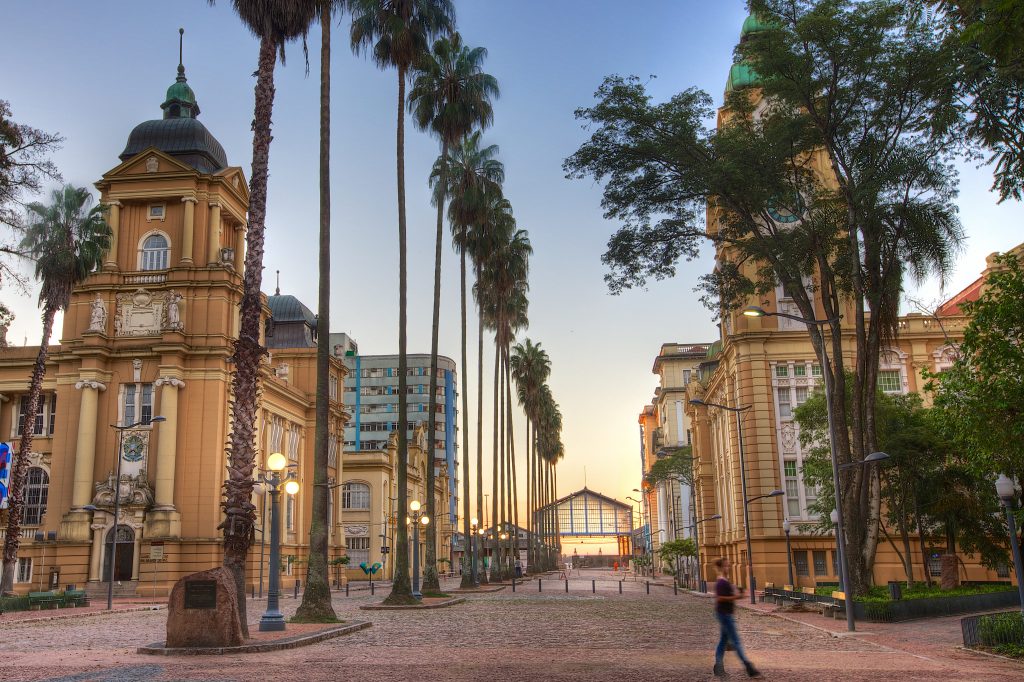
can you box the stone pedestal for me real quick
[58,509,94,542]
[166,567,244,649]
[940,554,960,589]
[144,508,181,538]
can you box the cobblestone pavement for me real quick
[1,573,1021,681]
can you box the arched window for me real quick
[341,482,370,510]
[140,234,169,271]
[23,467,48,526]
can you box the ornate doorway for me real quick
[103,525,135,581]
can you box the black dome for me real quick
[267,294,317,349]
[120,117,228,174]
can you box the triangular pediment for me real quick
[214,166,249,203]
[101,147,198,180]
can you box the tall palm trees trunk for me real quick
[423,135,449,593]
[295,4,337,622]
[476,302,487,584]
[490,336,500,579]
[0,305,56,595]
[524,418,531,572]
[497,343,506,577]
[459,247,473,588]
[389,64,414,604]
[223,34,279,636]
[506,349,519,575]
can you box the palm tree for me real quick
[511,339,550,572]
[410,31,497,592]
[295,0,345,623]
[350,0,454,603]
[214,0,319,633]
[0,185,109,595]
[441,133,503,584]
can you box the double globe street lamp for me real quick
[259,452,299,632]
[407,500,430,599]
[994,475,1024,619]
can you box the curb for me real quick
[955,645,1024,666]
[450,586,506,593]
[359,597,465,611]
[137,620,372,655]
[0,604,165,625]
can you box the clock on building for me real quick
[123,434,146,463]
[767,193,806,224]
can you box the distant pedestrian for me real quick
[713,558,761,678]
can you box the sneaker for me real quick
[745,662,762,678]
[713,662,726,678]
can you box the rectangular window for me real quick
[813,550,827,576]
[777,388,792,419]
[997,562,1010,578]
[48,394,56,435]
[794,550,809,577]
[795,387,809,405]
[18,395,52,436]
[832,550,838,576]
[347,536,370,565]
[928,552,943,577]
[16,557,32,584]
[369,368,383,378]
[286,496,295,531]
[683,369,691,385]
[122,384,154,426]
[784,461,800,517]
[811,364,822,377]
[148,204,165,219]
[775,365,789,378]
[794,364,806,377]
[878,370,901,394]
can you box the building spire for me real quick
[275,270,281,296]
[177,28,186,81]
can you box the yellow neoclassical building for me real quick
[683,16,1014,592]
[339,425,451,583]
[0,58,349,596]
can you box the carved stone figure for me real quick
[88,295,107,332]
[165,290,183,330]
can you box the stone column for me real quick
[131,524,143,580]
[207,202,222,265]
[153,376,183,508]
[104,201,121,270]
[233,225,245,272]
[180,197,197,264]
[89,522,106,581]
[72,380,106,508]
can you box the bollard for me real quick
[346,582,350,597]
[592,579,596,594]
[646,581,650,595]
[538,579,542,593]
[565,579,569,593]
[512,578,516,592]
[371,581,375,596]
[674,581,678,596]
[619,580,623,594]
[251,585,255,599]
[294,580,299,598]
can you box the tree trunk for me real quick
[387,64,414,604]
[222,34,279,636]
[422,135,449,593]
[497,342,506,577]
[294,5,336,622]
[476,301,487,584]
[525,418,532,573]
[459,248,473,588]
[506,347,519,576]
[0,304,56,595]
[491,336,500,580]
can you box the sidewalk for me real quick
[0,600,165,625]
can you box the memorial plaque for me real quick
[183,580,217,609]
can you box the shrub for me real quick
[978,613,1024,647]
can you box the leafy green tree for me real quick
[566,0,964,593]
[658,538,697,577]
[1,186,109,595]
[214,0,319,631]
[350,0,454,604]
[511,339,551,573]
[410,31,498,591]
[930,1,1024,200]
[644,447,693,489]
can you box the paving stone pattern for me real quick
[1,571,1021,681]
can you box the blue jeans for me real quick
[715,611,751,666]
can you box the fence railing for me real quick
[962,611,1024,652]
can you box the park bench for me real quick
[28,591,60,610]
[824,591,846,619]
[64,589,90,607]
[781,585,803,606]
[759,581,775,603]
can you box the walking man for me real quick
[713,558,761,678]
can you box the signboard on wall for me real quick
[0,442,11,510]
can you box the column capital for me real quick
[106,200,123,208]
[154,376,185,389]
[181,196,199,204]
[208,201,221,209]
[74,380,107,391]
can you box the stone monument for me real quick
[165,566,244,648]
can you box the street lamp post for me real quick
[690,398,771,603]
[470,517,480,586]
[832,452,891,596]
[408,500,430,599]
[783,518,794,586]
[259,452,299,631]
[995,475,1024,619]
[743,489,785,603]
[743,305,860,631]
[102,416,165,610]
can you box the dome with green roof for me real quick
[725,62,761,94]
[165,79,197,108]
[740,13,771,38]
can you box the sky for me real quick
[3,1,1023,556]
